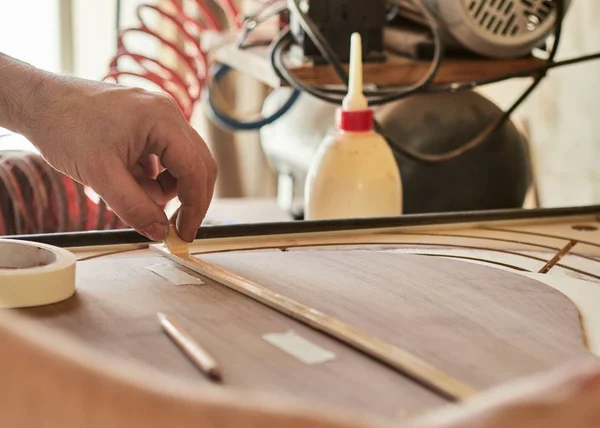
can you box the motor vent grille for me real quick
[463,0,555,38]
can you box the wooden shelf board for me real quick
[212,43,547,89]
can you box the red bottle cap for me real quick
[336,108,374,132]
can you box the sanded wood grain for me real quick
[153,244,476,400]
[0,311,387,428]
[298,245,600,284]
[199,250,595,390]
[16,254,446,421]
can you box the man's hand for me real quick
[0,53,216,242]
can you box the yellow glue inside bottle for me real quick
[304,33,403,220]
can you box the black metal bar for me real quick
[5,205,600,248]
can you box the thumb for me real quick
[93,163,169,241]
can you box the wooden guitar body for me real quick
[3,206,600,427]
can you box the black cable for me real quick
[286,0,351,85]
[381,0,563,164]
[386,1,400,22]
[274,0,584,163]
[271,29,337,100]
[272,28,442,105]
[273,1,450,162]
[270,29,372,103]
[283,0,444,105]
[280,0,586,100]
[275,0,581,100]
[241,0,283,23]
[238,1,286,50]
[278,0,521,162]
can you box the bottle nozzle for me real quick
[342,32,368,111]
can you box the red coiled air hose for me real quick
[104,0,241,121]
[0,152,126,235]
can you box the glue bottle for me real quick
[304,33,402,220]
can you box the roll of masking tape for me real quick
[0,239,76,309]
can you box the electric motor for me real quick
[398,0,571,58]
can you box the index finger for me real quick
[149,118,217,242]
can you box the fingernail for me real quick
[179,229,194,243]
[175,215,194,243]
[141,223,167,241]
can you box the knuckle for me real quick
[206,154,218,180]
[153,93,178,111]
[124,87,152,108]
[209,158,218,181]
[128,87,148,97]
[177,166,200,186]
[118,199,150,226]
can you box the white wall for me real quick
[0,0,61,139]
[0,0,62,72]
[71,0,117,80]
[480,0,600,208]
[72,0,160,82]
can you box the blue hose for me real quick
[206,64,300,131]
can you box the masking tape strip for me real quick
[263,330,336,365]
[147,264,204,286]
[0,239,76,309]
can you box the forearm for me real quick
[0,53,50,136]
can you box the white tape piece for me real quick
[147,264,204,286]
[0,239,76,309]
[263,330,336,365]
